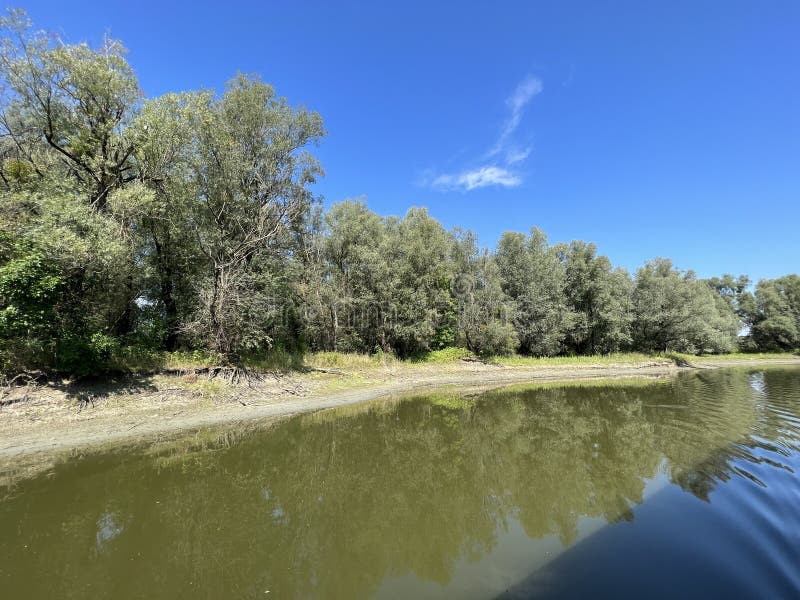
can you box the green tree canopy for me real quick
[632,258,739,354]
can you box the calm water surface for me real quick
[1,367,800,599]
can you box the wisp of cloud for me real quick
[431,166,522,192]
[426,75,542,192]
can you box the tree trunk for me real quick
[209,264,230,357]
[154,230,180,351]
[331,303,338,352]
[113,273,137,337]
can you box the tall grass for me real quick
[108,346,798,375]
[303,351,397,370]
[489,352,659,367]
[108,347,224,373]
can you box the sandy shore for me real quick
[1,356,799,474]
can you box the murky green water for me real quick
[2,368,800,599]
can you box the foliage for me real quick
[632,259,739,354]
[451,229,517,356]
[746,275,800,351]
[496,228,574,356]
[557,240,633,354]
[380,208,457,356]
[187,74,324,359]
[489,352,659,367]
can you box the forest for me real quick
[0,9,798,377]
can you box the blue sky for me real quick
[22,0,800,281]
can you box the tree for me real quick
[129,92,207,349]
[294,199,389,352]
[0,182,134,373]
[0,9,140,210]
[747,275,800,351]
[632,259,738,354]
[379,208,456,356]
[557,241,633,354]
[188,74,324,360]
[496,228,573,356]
[450,229,517,356]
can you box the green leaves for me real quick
[633,259,738,354]
[451,230,517,356]
[747,275,800,351]
[0,243,63,337]
[496,228,573,356]
[186,75,326,358]
[0,12,140,208]
[560,241,633,354]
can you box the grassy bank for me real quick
[101,347,799,377]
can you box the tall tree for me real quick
[496,228,574,356]
[0,9,144,369]
[0,9,140,210]
[130,92,206,349]
[379,208,456,356]
[557,241,633,354]
[747,275,800,351]
[632,259,738,354]
[451,229,517,356]
[188,74,324,359]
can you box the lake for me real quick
[1,367,799,599]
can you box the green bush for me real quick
[55,333,121,377]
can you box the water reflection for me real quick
[95,511,125,554]
[1,367,799,599]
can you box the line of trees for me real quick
[0,10,797,375]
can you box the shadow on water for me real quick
[1,367,799,599]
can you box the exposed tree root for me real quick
[205,366,265,387]
[0,373,44,407]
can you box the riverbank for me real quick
[1,353,799,483]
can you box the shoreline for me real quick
[1,356,799,473]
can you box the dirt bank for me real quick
[1,356,799,475]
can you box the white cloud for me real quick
[431,166,521,192]
[509,76,543,112]
[505,146,531,165]
[490,76,543,157]
[423,75,541,192]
